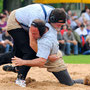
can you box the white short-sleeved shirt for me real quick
[36,23,59,59]
[84,12,90,21]
[15,4,54,27]
[75,27,88,36]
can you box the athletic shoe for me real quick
[3,65,18,73]
[15,78,26,87]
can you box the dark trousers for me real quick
[0,28,37,80]
[0,51,14,65]
[8,28,37,79]
[52,69,74,86]
[59,43,65,53]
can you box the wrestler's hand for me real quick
[12,56,25,66]
[48,54,59,62]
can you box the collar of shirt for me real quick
[45,23,57,35]
[38,23,57,40]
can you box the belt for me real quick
[15,18,21,26]
[15,18,29,31]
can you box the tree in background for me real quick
[3,0,33,12]
[1,0,90,13]
[3,0,21,12]
[21,0,33,7]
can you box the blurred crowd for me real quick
[0,8,90,55]
[58,8,90,55]
[0,10,13,54]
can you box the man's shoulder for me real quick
[40,33,53,42]
[38,32,55,46]
[75,28,80,31]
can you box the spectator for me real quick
[0,15,7,32]
[3,10,10,20]
[75,23,88,53]
[60,24,68,36]
[57,29,65,55]
[2,31,13,52]
[67,10,72,18]
[80,6,88,15]
[86,24,90,36]
[71,17,81,30]
[79,13,88,25]
[0,28,5,53]
[83,35,90,55]
[73,31,82,44]
[72,12,78,19]
[63,28,78,55]
[75,23,87,46]
[0,29,13,53]
[84,8,90,21]
[67,10,72,26]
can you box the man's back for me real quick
[15,4,54,27]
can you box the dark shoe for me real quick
[84,74,90,85]
[74,79,83,84]
[3,65,18,73]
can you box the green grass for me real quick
[0,0,3,12]
[63,55,90,64]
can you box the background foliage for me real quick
[0,0,90,13]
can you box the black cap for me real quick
[49,8,66,23]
